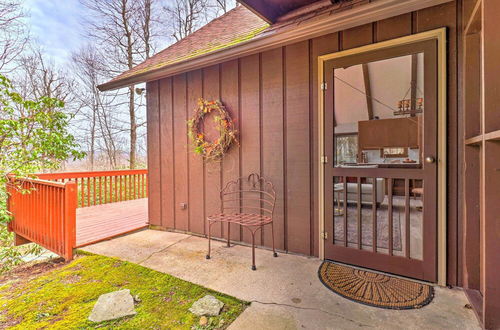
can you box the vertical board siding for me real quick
[173,74,189,231]
[148,5,460,279]
[159,78,175,228]
[342,23,373,50]
[187,70,205,234]
[203,65,223,238]
[261,48,285,250]
[240,54,262,245]
[376,13,412,41]
[220,60,242,242]
[146,81,161,226]
[285,41,311,255]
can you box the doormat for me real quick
[318,261,433,310]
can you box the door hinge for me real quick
[321,82,327,90]
[321,155,328,164]
[321,231,328,240]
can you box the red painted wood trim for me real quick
[35,170,148,208]
[63,181,77,260]
[7,178,77,260]
[36,169,147,180]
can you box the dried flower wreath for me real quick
[187,98,238,161]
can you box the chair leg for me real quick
[251,231,256,271]
[227,222,231,247]
[271,222,277,257]
[206,222,211,260]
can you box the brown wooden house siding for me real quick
[146,2,462,285]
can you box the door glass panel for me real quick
[331,53,425,260]
[410,179,424,260]
[333,176,344,245]
[333,53,424,167]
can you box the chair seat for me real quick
[207,213,272,226]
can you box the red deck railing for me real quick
[37,169,148,208]
[7,169,148,260]
[7,178,77,260]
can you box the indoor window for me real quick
[335,134,358,165]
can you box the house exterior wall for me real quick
[146,2,461,285]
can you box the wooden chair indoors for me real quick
[206,173,277,270]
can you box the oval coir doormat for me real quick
[318,261,434,310]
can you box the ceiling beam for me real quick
[362,64,374,120]
[410,54,418,116]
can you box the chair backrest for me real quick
[220,173,276,217]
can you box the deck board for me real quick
[76,198,148,247]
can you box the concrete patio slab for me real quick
[82,230,480,330]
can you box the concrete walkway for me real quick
[82,229,480,330]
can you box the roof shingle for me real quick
[104,6,268,88]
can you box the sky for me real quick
[21,1,232,68]
[23,0,88,66]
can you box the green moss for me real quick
[0,254,248,329]
[127,24,270,78]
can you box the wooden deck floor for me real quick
[76,198,148,247]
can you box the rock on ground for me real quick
[88,289,137,322]
[199,316,208,326]
[189,295,224,316]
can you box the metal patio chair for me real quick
[206,173,277,270]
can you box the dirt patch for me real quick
[163,291,175,302]
[0,312,22,329]
[60,274,82,284]
[0,257,68,286]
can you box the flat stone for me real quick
[88,289,136,322]
[189,295,224,316]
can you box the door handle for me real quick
[425,156,436,164]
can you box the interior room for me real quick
[332,53,425,260]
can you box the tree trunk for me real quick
[90,102,96,171]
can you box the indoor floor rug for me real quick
[318,261,433,310]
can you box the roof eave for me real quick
[97,35,267,91]
[237,0,277,23]
[98,0,452,92]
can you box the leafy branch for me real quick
[0,73,85,273]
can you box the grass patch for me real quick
[0,253,248,329]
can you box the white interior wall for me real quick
[334,65,368,134]
[369,53,424,119]
[333,53,424,133]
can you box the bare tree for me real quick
[164,0,209,42]
[211,0,237,15]
[72,45,126,169]
[81,0,155,169]
[9,47,80,171]
[72,46,102,170]
[140,0,153,59]
[14,48,75,103]
[0,0,29,72]
[163,0,237,42]
[135,0,161,60]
